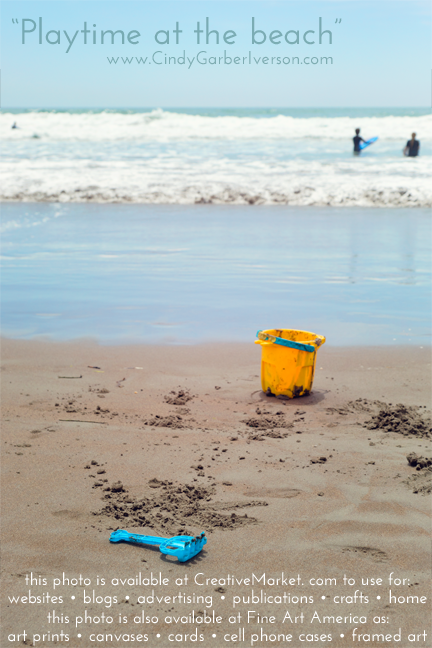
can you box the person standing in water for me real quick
[353,128,366,154]
[404,133,420,157]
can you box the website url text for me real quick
[107,50,334,68]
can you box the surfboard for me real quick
[359,136,378,150]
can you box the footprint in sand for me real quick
[52,510,82,519]
[338,546,389,562]
[245,487,302,498]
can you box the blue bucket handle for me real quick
[256,330,317,353]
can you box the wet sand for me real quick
[2,203,431,347]
[1,339,431,647]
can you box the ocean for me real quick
[1,108,430,345]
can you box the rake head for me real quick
[110,530,207,562]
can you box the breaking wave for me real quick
[1,109,431,206]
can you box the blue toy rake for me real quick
[109,530,207,562]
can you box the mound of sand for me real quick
[164,389,194,406]
[95,479,265,534]
[243,407,293,439]
[143,414,185,429]
[364,404,431,438]
[406,453,432,470]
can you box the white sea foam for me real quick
[1,157,431,207]
[1,110,431,206]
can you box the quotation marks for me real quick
[12,18,19,24]
[335,18,342,23]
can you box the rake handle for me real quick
[122,533,166,546]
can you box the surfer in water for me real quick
[353,128,366,154]
[403,133,420,157]
[11,122,18,129]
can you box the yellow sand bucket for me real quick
[255,329,326,398]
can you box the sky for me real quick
[1,0,431,107]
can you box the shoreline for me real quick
[2,333,431,347]
[1,197,431,208]
[1,201,431,206]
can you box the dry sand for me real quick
[1,339,431,648]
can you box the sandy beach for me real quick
[1,338,430,647]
